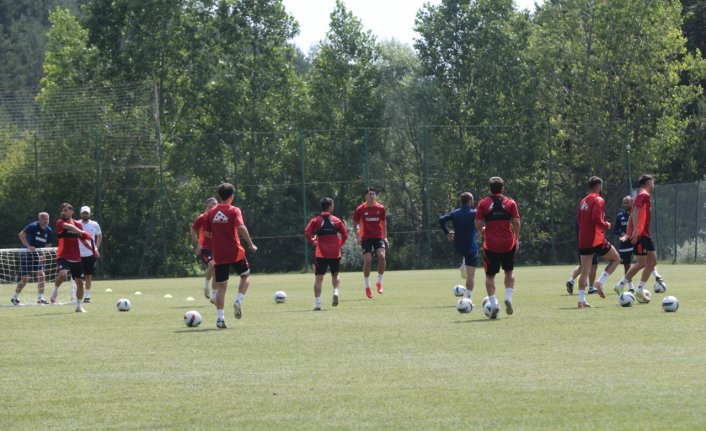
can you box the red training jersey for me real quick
[192,211,211,249]
[352,202,386,240]
[304,212,348,258]
[475,194,520,252]
[56,218,86,262]
[577,192,610,248]
[628,188,652,239]
[204,203,245,265]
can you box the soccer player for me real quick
[566,218,599,295]
[204,183,257,329]
[576,176,620,308]
[78,206,102,303]
[475,177,520,319]
[613,175,662,301]
[191,197,218,302]
[438,192,478,302]
[12,212,53,305]
[304,197,348,310]
[50,203,93,312]
[352,187,388,299]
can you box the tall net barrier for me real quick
[653,182,706,263]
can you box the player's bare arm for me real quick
[512,217,521,251]
[18,231,36,252]
[630,206,641,244]
[237,225,257,252]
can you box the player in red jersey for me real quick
[613,175,660,302]
[576,176,620,308]
[50,203,94,312]
[204,183,257,329]
[475,177,520,319]
[191,197,218,302]
[305,197,348,310]
[352,187,387,299]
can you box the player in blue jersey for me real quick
[438,192,478,303]
[11,212,53,305]
[613,195,634,289]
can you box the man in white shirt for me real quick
[78,206,102,303]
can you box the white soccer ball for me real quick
[654,281,667,293]
[640,290,652,303]
[618,292,635,307]
[453,285,467,297]
[184,310,202,327]
[116,298,131,312]
[661,296,679,312]
[482,296,493,317]
[273,290,287,304]
[456,297,473,314]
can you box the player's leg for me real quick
[51,260,70,304]
[82,256,95,303]
[566,263,581,295]
[593,244,619,298]
[587,259,598,293]
[205,259,215,299]
[577,253,594,307]
[213,263,229,327]
[313,258,325,310]
[483,250,501,319]
[362,242,373,298]
[464,253,477,301]
[71,263,86,312]
[331,258,341,307]
[636,240,657,302]
[375,243,386,294]
[502,250,515,315]
[233,259,251,320]
[12,275,30,305]
[37,271,48,304]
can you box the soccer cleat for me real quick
[376,282,384,294]
[332,293,339,307]
[216,318,227,329]
[210,293,217,305]
[614,282,624,296]
[37,298,49,305]
[365,287,373,299]
[593,281,605,299]
[203,284,210,299]
[566,280,574,295]
[588,287,597,295]
[504,299,514,315]
[655,275,664,283]
[50,295,57,304]
[83,297,91,303]
[313,305,321,311]
[75,306,87,313]
[233,301,242,319]
[489,305,500,320]
[11,297,20,305]
[628,288,635,293]
[577,301,592,308]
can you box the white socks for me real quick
[579,290,586,302]
[489,295,498,307]
[505,288,513,302]
[235,292,244,305]
[377,274,383,283]
[333,288,339,296]
[597,271,609,286]
[217,309,224,319]
[364,276,371,288]
[315,297,321,307]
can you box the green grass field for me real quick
[2,265,704,430]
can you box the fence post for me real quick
[547,121,556,264]
[363,127,369,186]
[695,182,700,261]
[94,129,101,219]
[231,130,238,192]
[33,131,39,202]
[423,125,432,265]
[486,125,493,176]
[626,121,632,194]
[300,128,308,271]
[673,186,678,263]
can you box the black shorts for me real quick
[361,238,386,254]
[314,257,341,275]
[460,251,479,267]
[575,251,600,265]
[81,255,97,275]
[19,252,43,276]
[579,241,613,256]
[199,248,213,265]
[619,250,633,264]
[483,247,515,276]
[214,258,250,283]
[634,237,655,256]
[57,258,84,280]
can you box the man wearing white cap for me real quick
[79,206,102,302]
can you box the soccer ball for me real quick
[618,292,635,307]
[456,297,473,314]
[661,296,679,312]
[184,310,202,327]
[639,290,652,303]
[654,280,667,293]
[453,285,467,297]
[273,290,287,304]
[482,296,493,317]
[116,298,131,312]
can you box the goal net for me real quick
[0,247,76,306]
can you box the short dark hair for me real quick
[460,192,474,205]
[365,186,376,196]
[320,197,334,211]
[217,183,235,201]
[587,176,603,189]
[60,203,73,211]
[489,177,504,194]
[206,197,217,205]
[638,174,653,186]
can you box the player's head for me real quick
[365,187,377,203]
[638,174,654,191]
[205,197,217,209]
[320,197,334,212]
[622,195,633,211]
[587,176,603,192]
[460,192,474,207]
[60,203,73,220]
[80,206,91,221]
[38,212,49,227]
[217,183,235,202]
[488,177,504,195]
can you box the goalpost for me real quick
[0,247,76,306]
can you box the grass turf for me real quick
[1,265,704,430]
